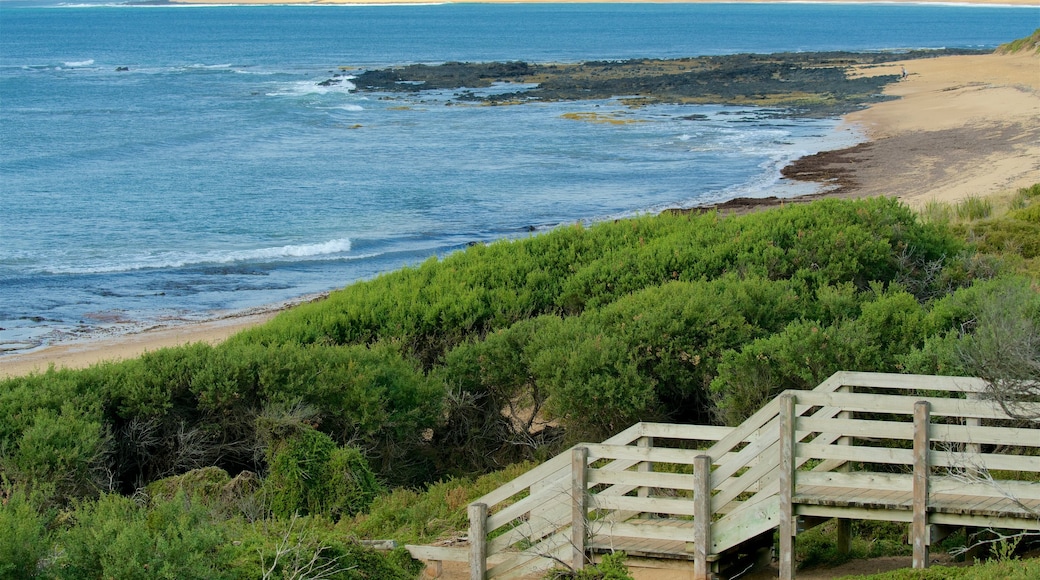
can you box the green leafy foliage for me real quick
[544,551,635,579]
[264,427,382,520]
[4,194,1035,578]
[0,484,51,579]
[53,492,229,580]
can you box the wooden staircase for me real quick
[406,372,1040,579]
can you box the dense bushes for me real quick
[0,197,1009,493]
[3,194,1036,576]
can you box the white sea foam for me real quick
[62,59,95,67]
[45,238,355,275]
[267,78,357,98]
[185,63,234,70]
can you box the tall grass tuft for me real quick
[920,199,953,224]
[956,195,993,221]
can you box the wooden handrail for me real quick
[459,373,1039,580]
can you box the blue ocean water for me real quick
[1,3,1037,354]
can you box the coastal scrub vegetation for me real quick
[3,193,1039,577]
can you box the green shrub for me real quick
[345,461,533,545]
[53,492,228,580]
[0,484,51,579]
[1009,203,1040,224]
[4,404,109,504]
[958,219,1040,258]
[263,427,382,520]
[544,552,634,580]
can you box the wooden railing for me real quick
[414,373,1040,580]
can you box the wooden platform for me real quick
[416,372,1040,580]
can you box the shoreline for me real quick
[3,49,1038,379]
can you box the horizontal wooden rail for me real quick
[465,373,1039,580]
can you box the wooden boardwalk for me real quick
[405,372,1040,579]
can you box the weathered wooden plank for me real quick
[796,504,914,523]
[930,511,1040,531]
[590,494,698,517]
[637,436,654,502]
[705,397,782,464]
[719,477,780,519]
[486,476,569,533]
[795,490,913,511]
[585,443,709,466]
[487,532,571,580]
[930,423,1040,448]
[693,455,712,580]
[931,476,1040,501]
[797,442,913,465]
[489,514,567,555]
[913,401,930,569]
[779,394,796,580]
[591,521,697,544]
[710,440,779,511]
[470,502,488,580]
[797,390,1039,420]
[475,453,571,511]
[477,422,648,511]
[797,471,913,492]
[814,372,987,394]
[405,545,470,563]
[798,416,915,440]
[572,447,588,571]
[588,468,698,492]
[639,423,735,442]
[711,495,781,553]
[710,417,780,485]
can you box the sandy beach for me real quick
[787,50,1040,208]
[3,47,1038,379]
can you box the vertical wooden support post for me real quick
[779,394,796,580]
[913,401,931,569]
[693,454,713,580]
[571,447,589,572]
[637,436,654,503]
[836,385,852,557]
[469,502,487,580]
[965,392,982,458]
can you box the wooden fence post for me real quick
[693,454,713,580]
[637,436,654,506]
[469,502,487,580]
[836,384,853,557]
[572,447,589,571]
[779,394,796,580]
[913,401,931,569]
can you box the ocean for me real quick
[1,2,1037,355]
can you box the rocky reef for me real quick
[349,49,982,116]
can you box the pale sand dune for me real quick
[3,50,1038,378]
